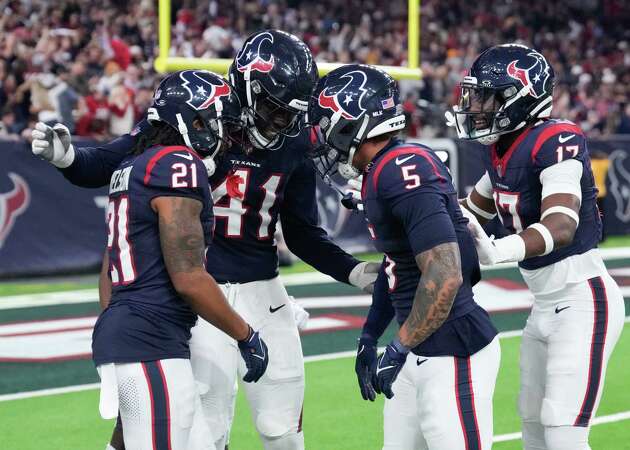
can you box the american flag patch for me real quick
[381,97,395,109]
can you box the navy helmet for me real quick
[307,64,405,179]
[228,29,318,150]
[450,43,555,144]
[148,70,242,173]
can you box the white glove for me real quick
[31,122,75,168]
[289,296,309,331]
[349,261,380,294]
[460,205,526,265]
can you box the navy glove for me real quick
[238,326,269,383]
[376,338,409,399]
[355,335,378,401]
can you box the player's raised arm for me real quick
[154,194,268,383]
[31,120,149,188]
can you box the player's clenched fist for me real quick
[238,326,269,383]
[375,338,409,399]
[355,336,378,401]
[31,122,75,168]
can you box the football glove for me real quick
[355,336,378,401]
[349,261,380,294]
[376,338,409,399]
[31,122,75,168]
[238,326,269,383]
[460,206,525,265]
[341,177,364,211]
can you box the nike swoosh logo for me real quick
[395,155,414,165]
[416,358,428,366]
[376,365,396,376]
[174,152,194,160]
[269,304,286,313]
[555,305,571,314]
[558,134,575,144]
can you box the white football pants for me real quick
[383,336,500,450]
[189,276,305,450]
[98,358,213,450]
[519,273,625,450]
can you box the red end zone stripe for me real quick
[143,145,198,185]
[530,123,584,162]
[371,146,445,190]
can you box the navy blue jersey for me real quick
[481,119,601,270]
[362,139,497,357]
[61,124,359,284]
[92,145,214,365]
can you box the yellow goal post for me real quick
[154,0,421,80]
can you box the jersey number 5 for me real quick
[401,165,421,189]
[106,197,137,285]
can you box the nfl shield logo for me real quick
[497,164,503,178]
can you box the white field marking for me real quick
[2,246,630,310]
[493,411,630,443]
[0,316,630,404]
[0,327,550,402]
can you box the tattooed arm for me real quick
[398,242,463,349]
[152,196,250,341]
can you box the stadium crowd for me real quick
[1,0,629,140]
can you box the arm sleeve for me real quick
[59,120,149,188]
[361,262,395,340]
[539,158,583,201]
[280,159,361,284]
[474,171,494,199]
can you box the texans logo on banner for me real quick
[179,71,231,110]
[0,173,30,249]
[608,149,630,223]
[506,50,550,99]
[318,70,368,120]
[236,31,275,73]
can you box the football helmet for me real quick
[228,29,318,150]
[307,64,405,179]
[147,70,242,175]
[449,43,555,145]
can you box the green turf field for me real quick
[2,325,629,450]
[2,244,630,449]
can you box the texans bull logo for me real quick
[318,70,368,120]
[179,71,231,111]
[506,50,550,99]
[0,173,30,249]
[236,31,275,73]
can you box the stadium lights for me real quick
[154,0,422,81]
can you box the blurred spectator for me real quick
[0,0,628,140]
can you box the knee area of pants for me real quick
[540,398,570,427]
[544,426,590,450]
[255,413,295,439]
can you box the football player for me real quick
[86,70,268,449]
[307,64,500,450]
[31,30,378,450]
[449,44,625,450]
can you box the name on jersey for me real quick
[230,159,261,168]
[109,166,132,194]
